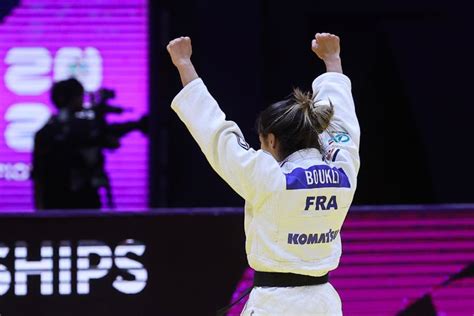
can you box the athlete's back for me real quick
[167,32,359,316]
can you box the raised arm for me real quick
[311,33,360,175]
[166,36,285,203]
[311,33,359,144]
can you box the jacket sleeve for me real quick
[171,78,285,203]
[312,72,361,177]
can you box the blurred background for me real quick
[0,0,473,315]
[150,0,474,208]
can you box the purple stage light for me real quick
[0,0,149,211]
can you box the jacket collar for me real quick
[279,148,323,167]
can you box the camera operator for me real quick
[32,78,148,210]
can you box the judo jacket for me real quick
[172,72,360,277]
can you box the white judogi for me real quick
[172,72,360,316]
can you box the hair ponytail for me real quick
[311,99,334,134]
[256,88,335,159]
[292,88,334,135]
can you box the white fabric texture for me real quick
[171,72,359,277]
[241,283,342,316]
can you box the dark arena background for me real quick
[1,0,473,315]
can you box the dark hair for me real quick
[51,78,84,109]
[256,88,334,159]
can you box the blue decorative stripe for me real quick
[285,165,351,190]
[332,149,340,162]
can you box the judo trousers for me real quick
[241,282,342,316]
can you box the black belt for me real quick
[216,272,329,315]
[254,271,329,287]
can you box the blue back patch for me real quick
[285,165,351,190]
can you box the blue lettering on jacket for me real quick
[305,195,338,211]
[285,165,351,190]
[287,229,340,245]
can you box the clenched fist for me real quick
[167,36,193,67]
[166,36,199,86]
[311,33,340,62]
